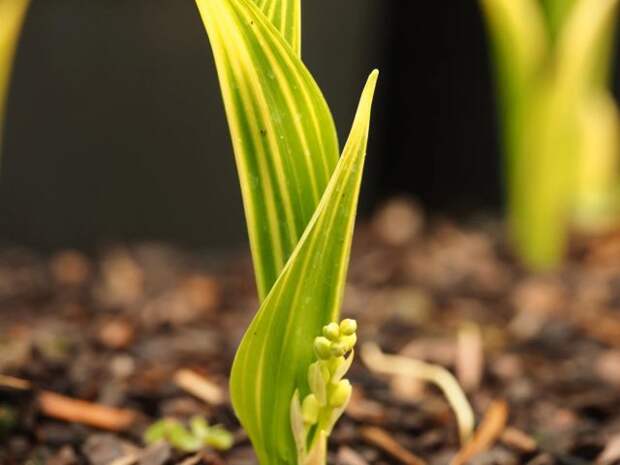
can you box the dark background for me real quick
[0,1,555,250]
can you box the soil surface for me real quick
[2,198,620,465]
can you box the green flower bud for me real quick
[331,351,354,383]
[302,394,320,424]
[329,380,352,408]
[330,341,347,357]
[290,390,305,449]
[323,322,340,341]
[320,363,331,382]
[308,361,327,405]
[340,319,357,336]
[314,336,332,359]
[330,356,345,370]
[341,334,357,352]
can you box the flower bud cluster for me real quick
[291,319,358,465]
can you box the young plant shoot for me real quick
[144,416,233,453]
[194,0,378,464]
[480,0,619,269]
[0,0,30,154]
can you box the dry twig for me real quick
[360,426,427,465]
[174,369,225,405]
[500,426,537,453]
[1,374,138,431]
[450,400,509,465]
[38,391,137,431]
[0,374,31,391]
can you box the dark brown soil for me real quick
[2,198,620,465]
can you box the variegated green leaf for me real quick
[230,70,378,465]
[0,0,30,152]
[195,0,339,300]
[541,0,578,40]
[254,0,301,56]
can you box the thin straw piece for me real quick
[361,342,475,445]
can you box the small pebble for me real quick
[46,446,78,465]
[98,319,135,350]
[595,351,620,386]
[50,251,91,286]
[337,446,369,465]
[468,446,518,465]
[138,441,170,465]
[82,434,134,465]
[525,453,555,465]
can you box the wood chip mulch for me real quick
[2,197,620,465]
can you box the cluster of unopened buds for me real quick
[291,319,358,465]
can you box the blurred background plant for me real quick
[480,0,620,269]
[0,0,29,154]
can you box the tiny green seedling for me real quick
[194,0,378,463]
[480,0,619,268]
[144,416,233,453]
[0,0,30,155]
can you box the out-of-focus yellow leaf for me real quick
[0,0,30,152]
[481,0,620,269]
[541,0,579,41]
[574,94,620,230]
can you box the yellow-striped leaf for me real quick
[230,70,378,465]
[254,0,301,56]
[196,0,339,300]
[0,0,30,152]
[541,0,578,40]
